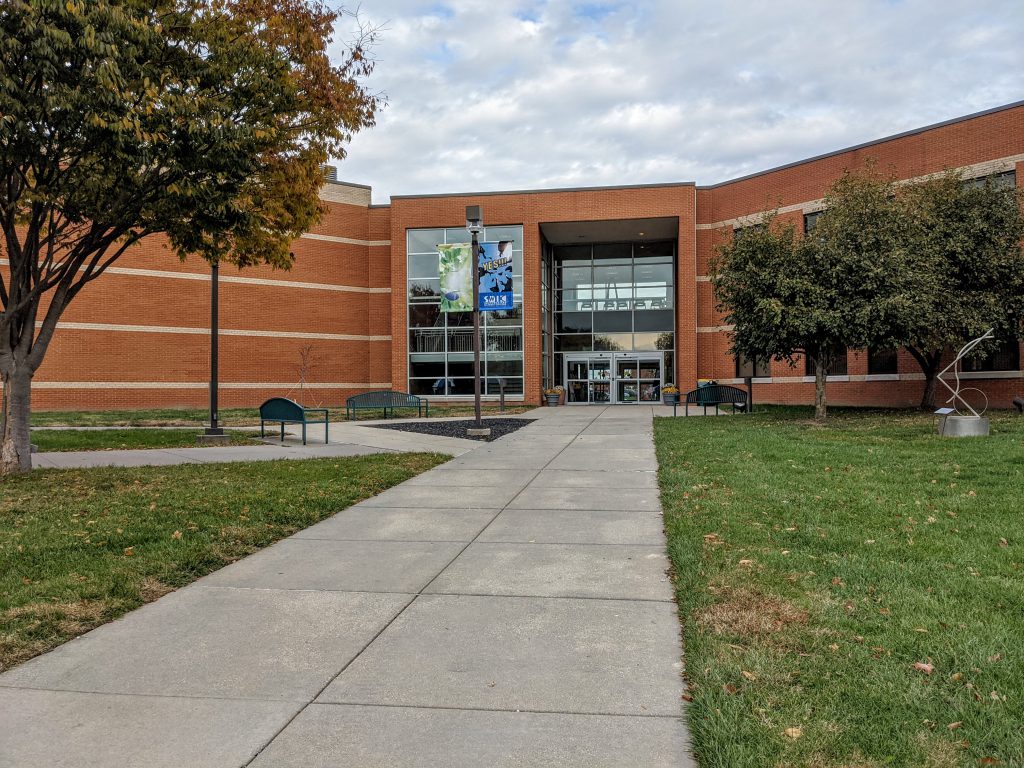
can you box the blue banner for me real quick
[478,240,514,311]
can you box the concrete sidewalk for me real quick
[1,405,693,767]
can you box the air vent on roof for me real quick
[322,164,339,182]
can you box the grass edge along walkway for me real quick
[0,452,449,672]
[31,428,260,453]
[654,408,1023,768]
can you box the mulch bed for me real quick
[369,418,535,442]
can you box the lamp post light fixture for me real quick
[465,205,487,434]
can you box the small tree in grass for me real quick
[897,171,1024,408]
[712,170,925,421]
[0,1,380,473]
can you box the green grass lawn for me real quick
[655,408,1023,768]
[31,403,534,427]
[32,428,260,452]
[0,453,448,671]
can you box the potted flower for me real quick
[543,386,563,406]
[662,384,680,406]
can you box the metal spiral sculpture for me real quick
[936,328,993,417]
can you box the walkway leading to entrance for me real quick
[0,406,693,767]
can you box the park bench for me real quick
[1014,396,1023,414]
[258,397,329,444]
[345,390,429,420]
[684,384,750,415]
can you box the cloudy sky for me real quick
[329,0,1024,203]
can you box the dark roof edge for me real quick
[697,99,1024,191]
[389,180,696,201]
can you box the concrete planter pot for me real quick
[545,394,560,407]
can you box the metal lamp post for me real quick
[203,260,225,439]
[466,205,485,431]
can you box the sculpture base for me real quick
[937,415,990,438]
[466,427,492,438]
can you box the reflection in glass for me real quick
[408,278,441,301]
[594,333,631,351]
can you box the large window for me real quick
[551,240,675,385]
[736,354,771,379]
[962,337,1021,372]
[868,348,899,375]
[805,346,849,376]
[406,226,525,397]
[962,170,1016,191]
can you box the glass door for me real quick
[615,357,639,403]
[589,359,611,403]
[638,357,663,402]
[566,358,589,403]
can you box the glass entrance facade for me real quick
[549,241,675,391]
[565,353,664,404]
[406,226,525,397]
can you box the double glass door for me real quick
[565,353,663,404]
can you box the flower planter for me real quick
[545,394,560,407]
[662,393,680,406]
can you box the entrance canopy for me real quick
[539,216,678,245]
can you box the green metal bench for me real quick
[259,397,329,444]
[684,384,749,415]
[345,390,429,420]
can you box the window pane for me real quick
[633,262,672,285]
[484,226,523,250]
[558,266,591,292]
[592,243,632,261]
[407,229,445,254]
[556,312,592,333]
[445,228,470,244]
[552,245,590,263]
[634,332,673,351]
[447,328,479,353]
[633,309,674,332]
[408,253,439,279]
[634,240,674,258]
[486,327,522,352]
[555,334,593,352]
[409,304,442,328]
[447,360,476,377]
[486,358,523,377]
[486,377,523,395]
[446,311,474,328]
[408,278,441,301]
[409,378,439,396]
[867,348,898,375]
[485,306,523,326]
[593,311,632,333]
[594,333,631,351]
[409,359,446,378]
[409,329,445,353]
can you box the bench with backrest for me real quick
[346,390,429,420]
[684,384,749,415]
[259,397,329,444]
[1014,396,1024,414]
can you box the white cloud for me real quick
[330,0,1024,203]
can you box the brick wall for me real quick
[15,103,1024,411]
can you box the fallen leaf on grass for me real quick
[171,530,183,540]
[123,547,135,557]
[947,721,963,731]
[783,727,802,739]
[741,670,757,681]
[988,653,1002,663]
[722,683,738,694]
[913,661,934,675]
[998,538,1008,548]
[738,559,754,567]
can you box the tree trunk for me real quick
[920,372,938,411]
[0,369,33,475]
[814,357,828,421]
[907,347,941,410]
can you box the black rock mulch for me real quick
[369,417,535,442]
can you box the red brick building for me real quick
[31,101,1024,410]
